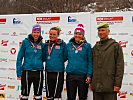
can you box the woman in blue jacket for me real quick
[66,24,93,100]
[44,26,67,100]
[16,25,45,100]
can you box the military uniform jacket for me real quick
[91,38,124,92]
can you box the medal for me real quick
[72,43,84,54]
[48,41,55,59]
[75,50,78,53]
[34,49,37,53]
[30,41,41,53]
[47,56,50,59]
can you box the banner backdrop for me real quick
[0,12,132,100]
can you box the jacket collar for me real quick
[96,38,116,51]
[69,37,87,45]
[45,39,63,45]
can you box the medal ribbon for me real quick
[48,41,55,56]
[72,43,84,51]
[30,41,41,49]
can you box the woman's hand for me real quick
[86,77,91,84]
[17,76,22,80]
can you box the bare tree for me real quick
[0,0,133,14]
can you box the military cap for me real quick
[97,22,109,29]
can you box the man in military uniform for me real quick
[91,22,124,100]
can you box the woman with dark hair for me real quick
[16,24,45,100]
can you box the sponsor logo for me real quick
[60,32,64,34]
[16,95,21,99]
[9,59,16,62]
[36,17,60,24]
[0,93,5,98]
[7,77,15,80]
[36,17,60,21]
[131,50,133,57]
[68,16,78,23]
[0,68,7,70]
[96,16,123,25]
[123,52,128,56]
[109,33,117,35]
[10,41,17,45]
[6,94,15,99]
[124,73,128,75]
[42,30,45,35]
[7,85,15,89]
[45,32,49,34]
[13,18,22,24]
[0,84,6,90]
[0,77,7,79]
[129,73,133,75]
[1,40,8,46]
[0,58,7,62]
[124,62,128,67]
[129,83,133,86]
[130,92,133,96]
[8,68,16,70]
[0,50,8,53]
[19,33,28,35]
[122,82,128,85]
[11,32,18,36]
[10,48,16,54]
[96,16,123,21]
[0,18,6,24]
[130,62,133,66]
[16,85,21,91]
[129,44,133,47]
[0,77,15,80]
[118,91,127,98]
[66,31,73,35]
[130,34,133,36]
[118,33,128,35]
[119,40,128,48]
[97,22,114,25]
[0,33,9,35]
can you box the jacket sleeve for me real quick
[63,41,68,62]
[42,43,45,62]
[87,43,93,77]
[16,40,25,76]
[114,43,124,87]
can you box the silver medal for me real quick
[75,50,78,53]
[47,56,51,59]
[34,49,37,53]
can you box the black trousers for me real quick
[66,74,89,100]
[45,71,64,100]
[20,70,44,100]
[93,92,117,100]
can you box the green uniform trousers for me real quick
[93,92,117,100]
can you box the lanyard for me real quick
[48,41,55,56]
[72,42,84,51]
[30,41,41,49]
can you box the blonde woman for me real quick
[44,27,67,100]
